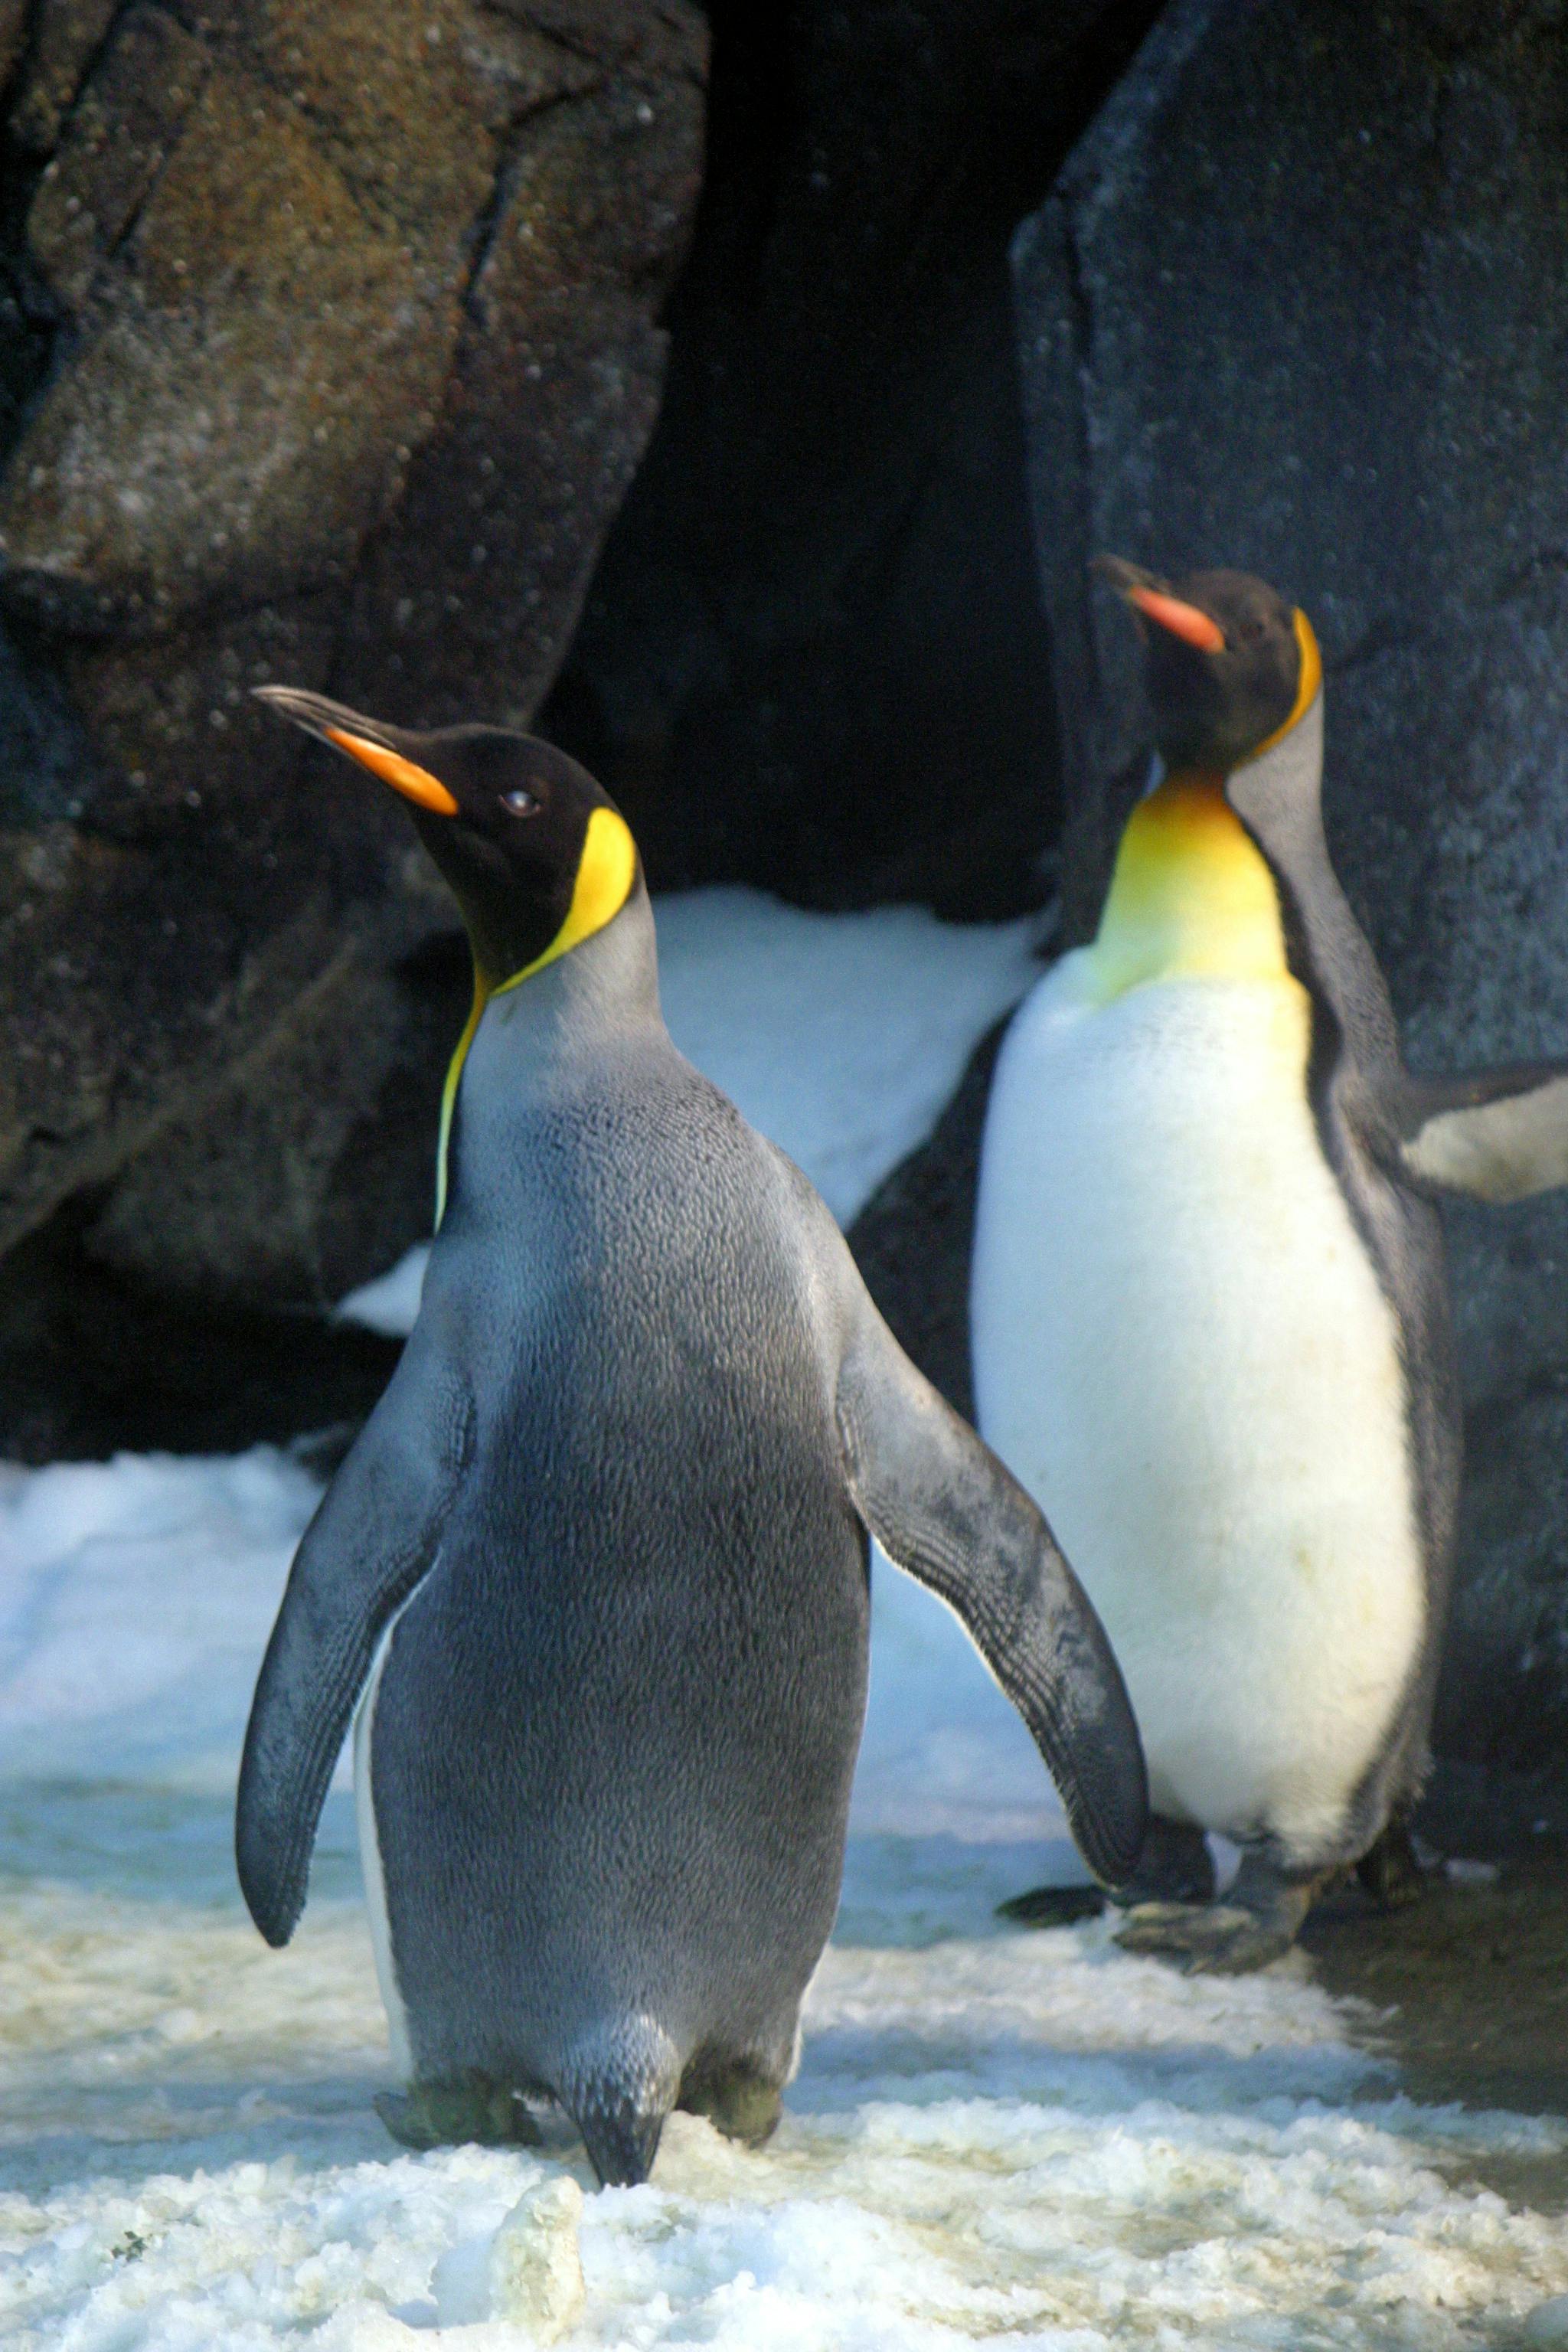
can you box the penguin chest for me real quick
[972,960,1423,1859]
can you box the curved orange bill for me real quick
[1125,585,1226,654]
[322,728,459,816]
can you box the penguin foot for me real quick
[377,2076,544,2151]
[678,2053,785,2148]
[1114,1853,1315,1975]
[997,1884,1108,1928]
[1112,1900,1299,1974]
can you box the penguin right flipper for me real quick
[835,1301,1148,1888]
[236,1351,474,1948]
[1398,1063,1568,1202]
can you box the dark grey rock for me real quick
[0,1197,402,1465]
[1012,0,1568,1764]
[9,0,119,155]
[539,0,1165,917]
[85,933,472,1312]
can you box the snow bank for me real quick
[338,887,1040,1336]
[652,887,1038,1225]
[0,1449,319,1788]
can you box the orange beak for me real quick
[321,727,459,817]
[251,686,461,816]
[1123,584,1226,655]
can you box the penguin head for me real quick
[1096,558,1320,776]
[254,688,638,989]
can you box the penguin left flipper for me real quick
[1398,1062,1568,1202]
[235,1344,474,1949]
[835,1301,1148,1889]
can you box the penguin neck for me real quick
[1223,688,1403,1079]
[436,884,665,1227]
[1089,772,1292,1001]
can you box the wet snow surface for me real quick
[4,897,1568,2345]
[5,1461,1568,2349]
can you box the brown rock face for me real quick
[1010,0,1568,1766]
[0,0,705,1328]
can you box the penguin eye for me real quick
[1238,617,1267,645]
[500,787,540,818]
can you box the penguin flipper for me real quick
[1399,1063,1568,1202]
[835,1304,1148,1887]
[236,1354,473,1947]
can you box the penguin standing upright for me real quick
[972,561,1568,1974]
[236,688,1147,2184]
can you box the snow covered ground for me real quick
[4,892,1568,2345]
[7,1474,1568,2347]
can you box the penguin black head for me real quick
[254,687,638,989]
[1095,558,1319,775]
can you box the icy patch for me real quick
[335,1249,429,1339]
[334,1251,430,1345]
[857,1547,1081,1849]
[335,889,1040,1336]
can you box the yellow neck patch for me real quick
[1086,606,1321,1004]
[436,976,488,1230]
[1087,776,1289,1001]
[435,805,639,1226]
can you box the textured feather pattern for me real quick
[240,890,1148,2177]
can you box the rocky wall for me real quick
[0,0,706,1364]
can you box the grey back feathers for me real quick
[237,884,1147,2187]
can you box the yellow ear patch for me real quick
[492,805,639,996]
[324,729,461,816]
[1089,777,1290,1000]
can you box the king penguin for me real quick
[236,686,1148,2183]
[972,560,1568,1974]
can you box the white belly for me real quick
[971,956,1423,1860]
[354,1589,422,2078]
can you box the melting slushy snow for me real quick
[5,895,1568,2344]
[337,887,1040,1336]
[3,1454,1568,2346]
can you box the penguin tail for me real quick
[574,2089,668,2187]
[561,2014,681,2190]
